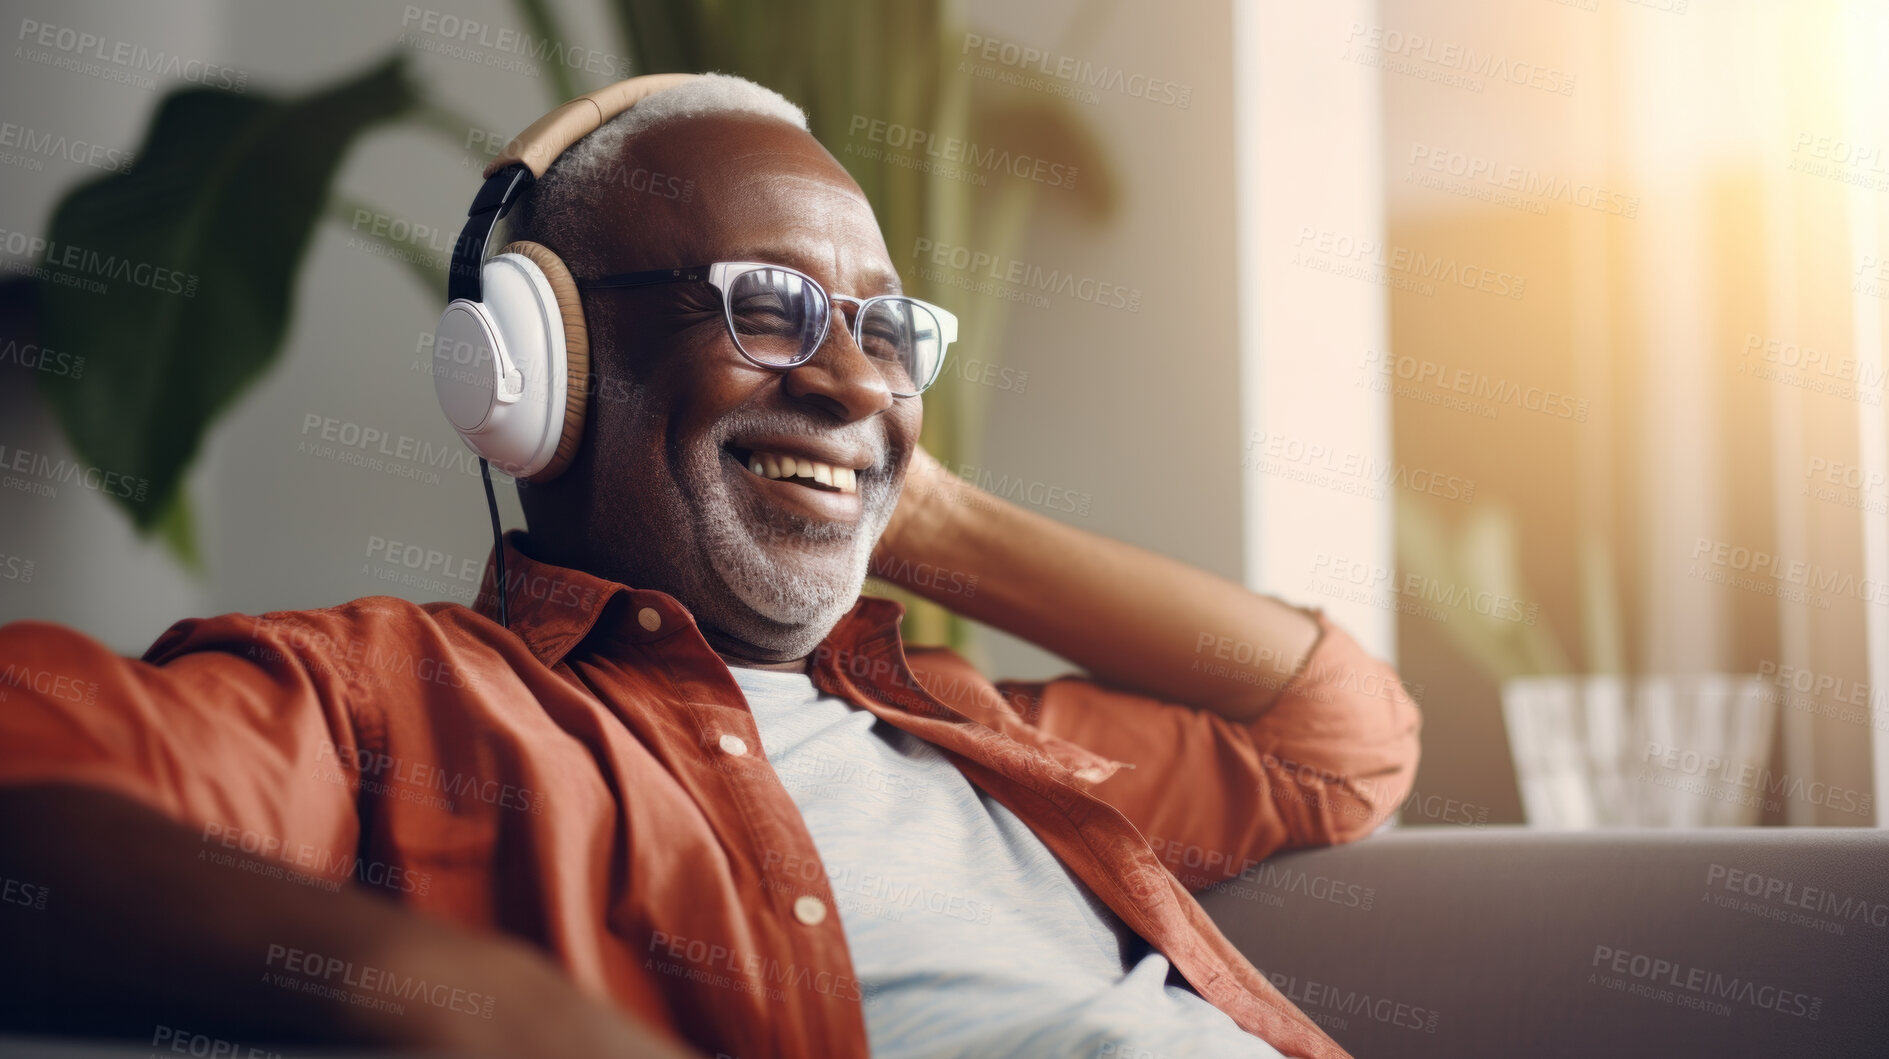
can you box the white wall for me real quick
[958,0,1247,679]
[1234,0,1394,660]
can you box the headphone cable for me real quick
[479,457,509,629]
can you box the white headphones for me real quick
[435,73,699,482]
[433,246,578,480]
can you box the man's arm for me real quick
[0,611,702,1056]
[0,784,698,1057]
[878,448,1421,880]
[874,448,1321,723]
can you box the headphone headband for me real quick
[483,72,700,178]
[449,73,702,302]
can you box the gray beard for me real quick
[634,396,901,658]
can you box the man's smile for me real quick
[729,446,861,493]
[721,440,870,523]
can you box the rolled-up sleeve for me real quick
[996,611,1421,890]
[0,612,362,878]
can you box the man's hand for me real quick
[876,443,956,570]
[868,444,1321,723]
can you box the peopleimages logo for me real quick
[1591,944,1821,1020]
[0,119,134,174]
[1404,144,1637,218]
[0,337,84,379]
[201,821,433,896]
[299,413,492,487]
[0,227,198,297]
[1292,227,1526,300]
[0,876,48,911]
[1690,537,1889,608]
[0,441,150,503]
[1705,863,1889,933]
[1243,430,1478,504]
[0,663,97,705]
[1342,22,1576,96]
[958,32,1192,109]
[316,740,544,816]
[1738,332,1886,405]
[149,1026,281,1059]
[1359,349,1590,423]
[1760,660,1881,702]
[1266,972,1441,1033]
[397,6,630,78]
[912,237,1141,313]
[1308,552,1538,625]
[648,930,878,1005]
[265,944,496,1018]
[847,115,1078,190]
[1643,742,1873,816]
[0,552,35,584]
[14,17,251,92]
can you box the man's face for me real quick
[525,114,921,663]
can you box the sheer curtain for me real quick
[1608,1,1887,825]
[1382,0,1887,826]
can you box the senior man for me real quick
[0,75,1419,1058]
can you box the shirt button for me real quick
[794,895,828,926]
[637,606,662,632]
[718,733,748,757]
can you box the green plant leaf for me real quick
[509,0,582,104]
[32,54,419,557]
[607,0,704,76]
[153,490,201,572]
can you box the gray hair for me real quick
[507,72,808,273]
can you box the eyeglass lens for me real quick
[725,267,944,394]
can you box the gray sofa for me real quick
[6,828,1885,1058]
[1199,826,1889,1059]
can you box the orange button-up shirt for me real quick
[0,532,1420,1059]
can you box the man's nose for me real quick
[780,308,896,421]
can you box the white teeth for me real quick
[742,449,860,494]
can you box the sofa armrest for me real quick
[1198,827,1889,1059]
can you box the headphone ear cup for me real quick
[494,240,590,482]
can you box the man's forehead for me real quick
[604,118,898,289]
[713,173,899,290]
[628,113,861,208]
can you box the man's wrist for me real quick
[877,448,972,569]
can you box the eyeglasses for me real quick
[574,261,957,398]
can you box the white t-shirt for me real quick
[731,665,1285,1059]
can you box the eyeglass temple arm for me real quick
[574,266,711,290]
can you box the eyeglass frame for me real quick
[573,260,957,398]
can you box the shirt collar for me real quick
[474,530,908,670]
